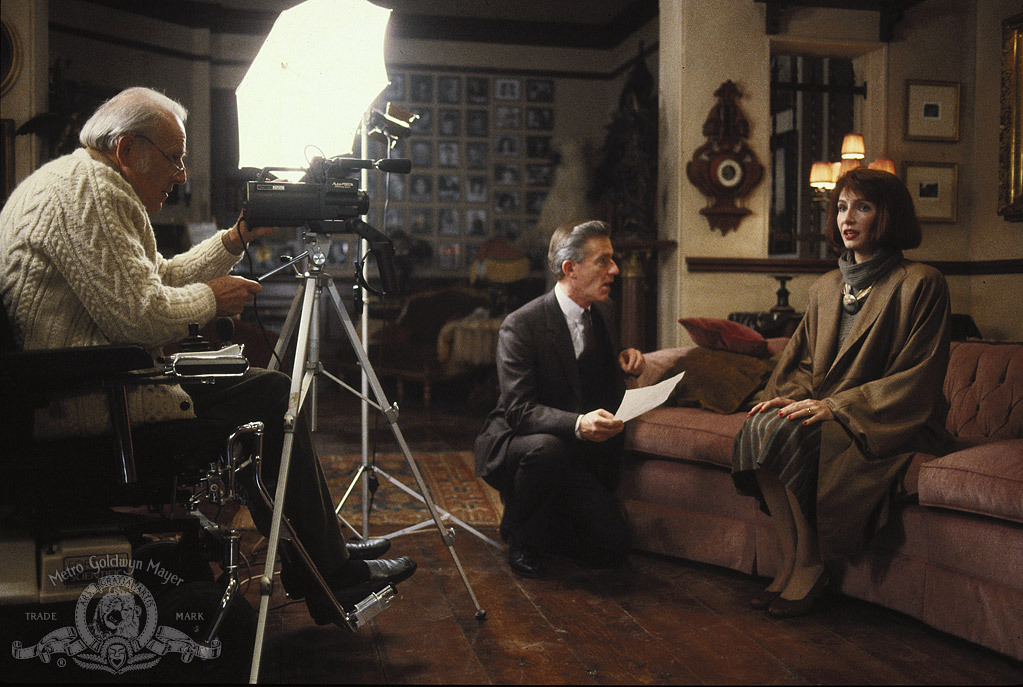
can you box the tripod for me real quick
[249,234,486,681]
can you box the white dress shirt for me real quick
[554,281,590,438]
[554,281,588,359]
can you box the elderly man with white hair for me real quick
[0,86,415,626]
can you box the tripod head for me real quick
[258,224,399,301]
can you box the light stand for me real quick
[338,116,503,551]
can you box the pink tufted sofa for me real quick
[619,339,1023,660]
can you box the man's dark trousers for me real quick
[184,368,348,591]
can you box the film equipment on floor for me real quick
[243,150,488,656]
[235,1,485,682]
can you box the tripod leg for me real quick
[249,276,397,683]
[249,279,316,683]
[325,281,487,620]
[267,283,304,372]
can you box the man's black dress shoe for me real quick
[346,537,391,560]
[308,556,417,625]
[508,540,542,578]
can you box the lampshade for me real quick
[868,158,897,175]
[841,133,866,160]
[838,159,861,177]
[809,161,836,189]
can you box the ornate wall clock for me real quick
[686,80,764,234]
[1,15,23,97]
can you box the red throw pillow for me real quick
[678,317,768,357]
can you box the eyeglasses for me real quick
[135,134,186,175]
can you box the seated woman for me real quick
[731,167,953,617]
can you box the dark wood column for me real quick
[615,239,676,352]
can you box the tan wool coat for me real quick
[766,259,953,559]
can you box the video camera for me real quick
[244,156,412,295]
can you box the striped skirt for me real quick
[731,409,823,522]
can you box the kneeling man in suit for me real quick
[474,220,646,577]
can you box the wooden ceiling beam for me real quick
[753,0,926,42]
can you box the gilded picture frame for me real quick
[998,13,1023,222]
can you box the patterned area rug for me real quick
[321,451,503,528]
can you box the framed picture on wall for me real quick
[905,80,960,142]
[466,77,489,104]
[526,79,554,102]
[465,142,488,169]
[437,76,461,104]
[410,74,434,102]
[495,106,521,129]
[466,110,488,137]
[438,109,461,137]
[526,107,554,130]
[998,14,1023,221]
[904,162,958,222]
[495,78,521,101]
[466,209,488,236]
[410,140,433,167]
[410,207,432,235]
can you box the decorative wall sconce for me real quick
[686,80,764,235]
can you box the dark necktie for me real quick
[581,309,596,355]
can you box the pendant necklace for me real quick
[842,283,873,314]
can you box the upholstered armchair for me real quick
[350,287,491,407]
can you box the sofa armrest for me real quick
[631,346,697,388]
[917,438,1023,524]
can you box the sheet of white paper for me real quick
[614,371,685,422]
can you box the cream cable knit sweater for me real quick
[0,148,241,436]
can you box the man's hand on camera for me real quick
[209,275,262,316]
[223,212,275,255]
[578,409,624,442]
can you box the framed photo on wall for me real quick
[904,162,958,222]
[904,80,960,142]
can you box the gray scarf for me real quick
[838,249,903,313]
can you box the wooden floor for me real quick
[245,382,1022,685]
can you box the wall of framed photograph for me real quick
[347,70,558,276]
[904,161,958,223]
[904,79,960,142]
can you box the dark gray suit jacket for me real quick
[473,289,626,489]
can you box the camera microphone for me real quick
[376,158,413,174]
[319,157,411,176]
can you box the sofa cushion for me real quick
[917,439,1023,523]
[679,317,769,357]
[666,347,775,414]
[944,341,1023,441]
[625,406,747,469]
